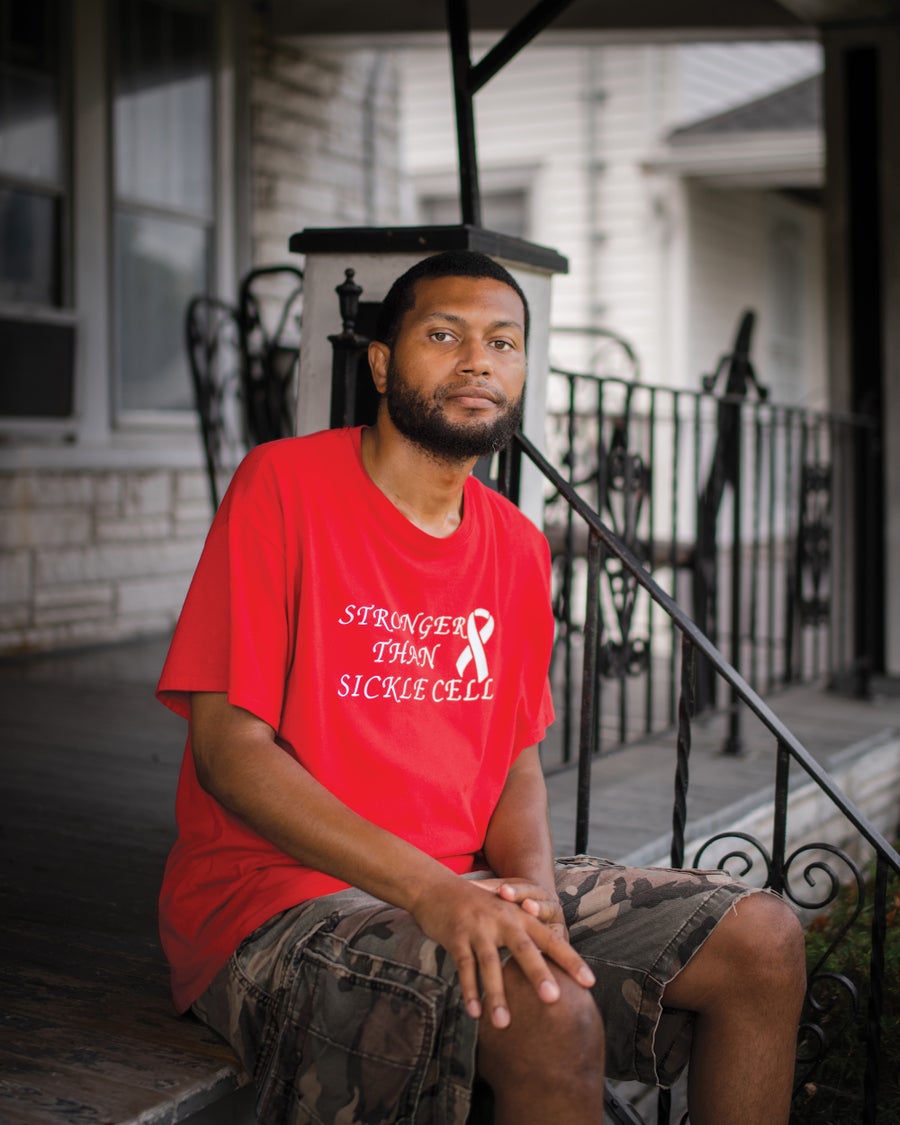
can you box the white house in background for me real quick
[399,40,825,405]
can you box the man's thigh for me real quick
[554,855,758,1086]
[193,888,477,1125]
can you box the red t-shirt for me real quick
[157,427,555,1011]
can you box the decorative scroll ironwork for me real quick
[691,831,871,1105]
[544,379,652,762]
[185,295,244,511]
[186,264,303,512]
[797,463,832,627]
[598,425,651,681]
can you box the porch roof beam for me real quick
[468,0,579,93]
[449,0,577,226]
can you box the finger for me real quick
[537,927,596,989]
[496,883,560,920]
[470,879,502,895]
[518,894,559,923]
[452,946,484,1020]
[495,880,548,903]
[472,940,511,1029]
[503,931,564,1007]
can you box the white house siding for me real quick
[682,183,825,406]
[252,43,404,265]
[587,46,672,386]
[0,33,404,657]
[400,39,823,390]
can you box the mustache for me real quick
[434,380,507,406]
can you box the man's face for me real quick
[372,275,527,461]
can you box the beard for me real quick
[384,357,524,462]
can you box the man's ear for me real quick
[368,341,390,394]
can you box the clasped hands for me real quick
[409,874,596,1030]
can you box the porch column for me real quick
[823,21,900,683]
[288,225,568,529]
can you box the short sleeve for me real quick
[513,526,556,751]
[157,447,295,730]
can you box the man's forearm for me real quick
[482,744,557,892]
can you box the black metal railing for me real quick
[501,430,900,1124]
[541,364,877,770]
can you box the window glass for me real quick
[0,0,64,308]
[0,69,60,180]
[421,188,529,239]
[112,0,214,414]
[116,211,209,411]
[114,0,213,214]
[0,186,59,303]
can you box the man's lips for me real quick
[442,385,503,408]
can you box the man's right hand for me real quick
[409,875,595,1029]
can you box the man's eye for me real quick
[430,331,453,342]
[492,339,514,351]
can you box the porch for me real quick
[1,632,896,1123]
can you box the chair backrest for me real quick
[237,265,304,445]
[185,295,245,511]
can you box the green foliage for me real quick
[791,853,900,1124]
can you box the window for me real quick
[0,0,74,419]
[420,187,530,240]
[0,0,66,307]
[112,0,215,414]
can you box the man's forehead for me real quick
[408,275,525,325]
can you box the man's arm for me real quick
[479,744,567,935]
[189,693,594,1027]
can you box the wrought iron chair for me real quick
[186,265,304,511]
[237,264,304,446]
[185,294,245,511]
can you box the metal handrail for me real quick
[509,426,898,1121]
[514,428,900,875]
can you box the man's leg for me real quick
[662,890,806,1125]
[193,891,485,1124]
[477,960,606,1125]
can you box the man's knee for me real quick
[664,889,806,1016]
[477,963,605,1085]
[731,892,805,982]
[705,890,807,1012]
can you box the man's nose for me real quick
[456,339,493,373]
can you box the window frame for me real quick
[412,164,538,241]
[0,0,77,433]
[109,0,219,428]
[0,0,240,458]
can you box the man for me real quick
[158,251,806,1124]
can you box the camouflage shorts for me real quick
[192,857,758,1124]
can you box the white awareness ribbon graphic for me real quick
[455,609,495,682]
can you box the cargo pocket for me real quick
[257,927,440,1125]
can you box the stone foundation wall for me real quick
[0,467,210,655]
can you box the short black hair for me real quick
[374,250,530,349]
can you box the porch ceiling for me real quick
[270,0,900,37]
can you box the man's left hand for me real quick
[472,877,566,939]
